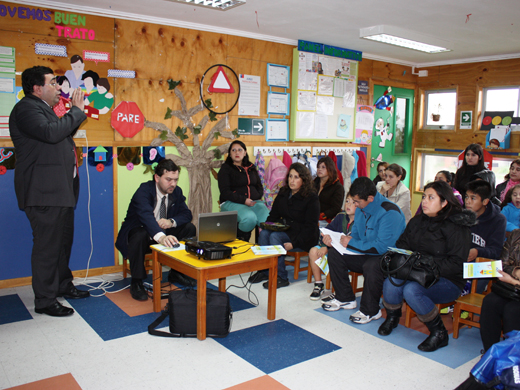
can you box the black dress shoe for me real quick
[248,271,269,284]
[58,284,90,299]
[35,301,74,317]
[263,277,290,289]
[130,281,148,301]
[168,269,197,287]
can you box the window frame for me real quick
[481,86,520,117]
[421,88,457,131]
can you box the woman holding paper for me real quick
[480,229,520,352]
[248,163,320,289]
[218,140,269,242]
[308,193,356,300]
[377,180,474,352]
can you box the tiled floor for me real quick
[0,265,480,389]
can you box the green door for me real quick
[370,85,414,188]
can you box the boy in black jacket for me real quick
[465,180,507,294]
[465,180,506,261]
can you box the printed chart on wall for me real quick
[290,41,361,142]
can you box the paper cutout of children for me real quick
[86,78,114,115]
[64,55,86,90]
[81,70,99,99]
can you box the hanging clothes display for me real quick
[356,150,367,177]
[327,151,344,185]
[342,150,356,200]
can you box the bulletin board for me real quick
[290,43,361,142]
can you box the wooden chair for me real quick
[122,253,153,278]
[306,262,362,293]
[403,301,454,328]
[452,257,494,339]
[285,249,308,280]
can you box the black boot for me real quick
[418,314,449,352]
[237,228,252,242]
[378,307,402,336]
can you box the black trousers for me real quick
[480,291,520,352]
[328,248,383,316]
[127,223,196,280]
[25,206,75,309]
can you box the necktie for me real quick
[159,196,167,220]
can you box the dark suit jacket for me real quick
[9,94,87,209]
[115,180,193,258]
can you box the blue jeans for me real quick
[258,229,290,280]
[221,201,269,232]
[383,277,461,316]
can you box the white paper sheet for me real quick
[238,74,261,116]
[316,96,334,115]
[314,114,329,139]
[297,112,315,138]
[320,227,362,255]
[298,91,316,111]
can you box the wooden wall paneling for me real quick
[227,34,254,60]
[371,61,417,84]
[251,39,293,65]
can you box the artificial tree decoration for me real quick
[144,79,239,225]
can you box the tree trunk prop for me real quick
[144,83,237,227]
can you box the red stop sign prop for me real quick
[457,148,493,170]
[111,101,145,138]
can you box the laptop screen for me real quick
[197,211,237,243]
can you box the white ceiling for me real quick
[10,0,520,67]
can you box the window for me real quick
[418,152,512,190]
[423,90,457,129]
[482,87,520,116]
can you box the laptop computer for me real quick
[197,211,237,243]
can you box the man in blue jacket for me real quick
[322,177,406,325]
[116,159,196,301]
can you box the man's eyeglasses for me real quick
[44,82,58,88]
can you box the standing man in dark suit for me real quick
[9,66,90,317]
[116,159,196,301]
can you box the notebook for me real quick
[197,211,237,243]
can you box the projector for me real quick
[185,240,232,260]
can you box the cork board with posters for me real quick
[290,41,362,142]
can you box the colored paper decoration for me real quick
[111,101,145,138]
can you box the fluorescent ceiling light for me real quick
[166,0,246,11]
[360,25,452,54]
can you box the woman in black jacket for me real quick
[495,158,520,203]
[377,180,475,352]
[314,156,345,222]
[248,163,320,289]
[218,140,269,241]
[453,143,486,200]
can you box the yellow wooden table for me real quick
[151,241,278,340]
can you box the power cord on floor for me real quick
[71,135,129,297]
[226,273,259,307]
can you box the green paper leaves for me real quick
[209,111,217,122]
[164,107,172,119]
[167,79,181,90]
[213,149,222,159]
[175,126,189,141]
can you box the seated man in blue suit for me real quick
[116,159,196,301]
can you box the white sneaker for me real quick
[322,299,357,312]
[321,293,336,303]
[349,309,382,324]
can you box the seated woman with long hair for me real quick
[377,180,474,352]
[218,140,269,242]
[314,156,345,223]
[248,163,320,289]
